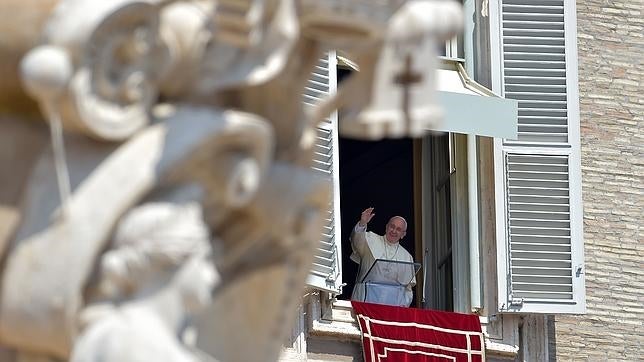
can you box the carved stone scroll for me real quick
[0,107,272,358]
[22,0,170,140]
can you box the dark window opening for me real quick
[337,137,416,304]
[334,66,455,311]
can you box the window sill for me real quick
[485,339,520,358]
[307,296,361,342]
[307,293,519,358]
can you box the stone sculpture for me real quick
[0,0,462,361]
[72,202,218,362]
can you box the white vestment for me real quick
[350,224,416,307]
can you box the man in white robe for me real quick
[350,207,416,307]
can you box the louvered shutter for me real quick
[304,52,343,294]
[490,0,585,313]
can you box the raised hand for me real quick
[359,207,375,227]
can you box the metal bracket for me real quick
[576,265,584,277]
[448,132,456,174]
[509,296,524,307]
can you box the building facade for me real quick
[551,0,643,359]
[285,0,642,360]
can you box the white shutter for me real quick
[304,52,343,294]
[490,0,585,313]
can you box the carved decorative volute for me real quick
[20,0,171,141]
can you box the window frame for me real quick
[306,52,344,294]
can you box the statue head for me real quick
[98,202,219,313]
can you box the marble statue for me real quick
[72,202,218,362]
[0,0,462,361]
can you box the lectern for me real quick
[358,259,421,307]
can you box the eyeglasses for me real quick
[387,224,406,233]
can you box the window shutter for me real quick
[490,0,585,313]
[304,52,343,294]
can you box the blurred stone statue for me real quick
[0,0,462,361]
[73,202,218,362]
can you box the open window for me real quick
[302,5,585,358]
[305,52,519,313]
[336,136,417,304]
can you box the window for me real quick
[442,34,464,60]
[337,136,417,304]
[307,61,476,313]
[305,52,344,294]
[305,0,584,318]
[440,0,465,60]
[490,0,585,314]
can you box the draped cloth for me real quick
[352,301,485,362]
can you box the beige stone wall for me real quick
[0,1,55,256]
[0,117,48,261]
[0,0,58,116]
[552,0,644,359]
[306,338,362,362]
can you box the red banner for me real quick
[352,301,485,362]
